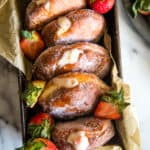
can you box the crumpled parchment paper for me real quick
[104,31,141,150]
[0,0,141,149]
[0,0,32,79]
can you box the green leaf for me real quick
[28,119,53,139]
[132,0,150,17]
[27,141,46,150]
[139,0,150,11]
[22,82,43,108]
[101,88,130,113]
[118,102,130,113]
[28,124,43,138]
[132,0,140,17]
[41,120,53,139]
[101,89,124,103]
[16,140,46,150]
[21,30,34,40]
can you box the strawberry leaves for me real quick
[21,30,39,41]
[132,0,150,17]
[101,88,130,114]
[16,140,46,150]
[28,119,53,139]
[21,30,34,40]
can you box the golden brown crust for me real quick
[26,0,86,30]
[38,72,109,119]
[42,9,106,46]
[32,42,111,80]
[52,117,115,150]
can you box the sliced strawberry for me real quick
[20,30,44,60]
[94,89,130,120]
[35,138,58,150]
[16,138,58,150]
[28,113,54,139]
[88,0,115,14]
[95,101,121,119]
[29,113,54,125]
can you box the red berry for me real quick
[28,113,54,139]
[94,101,121,120]
[88,0,115,14]
[34,138,58,150]
[20,30,45,60]
[29,113,54,125]
[16,138,58,150]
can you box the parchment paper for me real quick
[0,0,141,149]
[104,31,141,150]
[0,0,32,79]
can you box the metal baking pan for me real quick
[18,1,123,147]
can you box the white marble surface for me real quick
[0,58,22,149]
[0,2,150,150]
[118,1,150,149]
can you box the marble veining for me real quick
[118,1,150,150]
[0,119,22,149]
[0,57,22,149]
[0,1,150,150]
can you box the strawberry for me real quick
[16,138,58,150]
[94,89,130,120]
[22,80,46,108]
[28,113,54,139]
[20,30,44,60]
[95,101,121,119]
[138,10,150,16]
[88,0,115,14]
[132,0,150,17]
